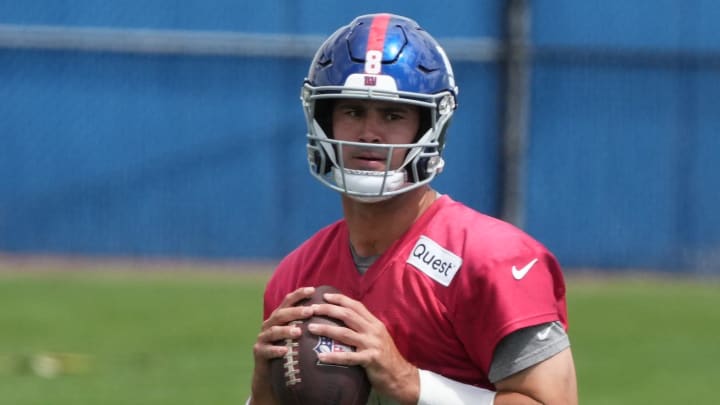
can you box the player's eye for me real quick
[384,111,404,121]
[339,106,364,118]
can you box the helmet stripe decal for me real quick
[366,13,391,52]
[364,14,391,74]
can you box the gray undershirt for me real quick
[351,243,379,275]
[350,245,570,382]
[488,320,569,382]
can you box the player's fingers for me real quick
[260,286,315,332]
[309,302,371,333]
[316,349,366,367]
[305,324,370,366]
[306,322,372,353]
[278,286,316,308]
[311,299,387,336]
[321,293,376,323]
[263,305,313,331]
[253,340,288,360]
[259,321,304,343]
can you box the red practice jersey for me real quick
[264,195,568,389]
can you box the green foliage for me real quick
[0,270,718,404]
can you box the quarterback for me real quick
[250,13,578,405]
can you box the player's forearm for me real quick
[493,347,577,405]
[248,371,278,405]
[493,392,543,405]
[417,370,543,405]
[382,363,421,405]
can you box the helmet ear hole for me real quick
[314,99,335,139]
[415,108,432,142]
[408,146,439,182]
[311,145,332,175]
[310,99,334,174]
[413,156,430,182]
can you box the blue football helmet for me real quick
[302,13,459,202]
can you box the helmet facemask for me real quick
[304,85,455,202]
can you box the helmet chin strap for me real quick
[332,167,408,203]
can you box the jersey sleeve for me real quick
[449,235,568,375]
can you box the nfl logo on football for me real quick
[313,336,355,367]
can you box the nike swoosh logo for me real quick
[537,326,552,341]
[512,258,539,280]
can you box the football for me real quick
[270,285,371,405]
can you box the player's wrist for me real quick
[392,363,420,405]
[249,370,277,405]
[372,359,420,405]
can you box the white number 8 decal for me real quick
[365,50,382,74]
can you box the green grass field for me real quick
[1,267,718,404]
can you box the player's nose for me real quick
[357,114,383,143]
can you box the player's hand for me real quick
[250,287,316,405]
[307,292,420,405]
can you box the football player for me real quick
[250,13,577,405]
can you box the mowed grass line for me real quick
[0,270,269,405]
[1,270,719,404]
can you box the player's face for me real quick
[331,99,420,172]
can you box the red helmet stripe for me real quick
[366,13,391,53]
